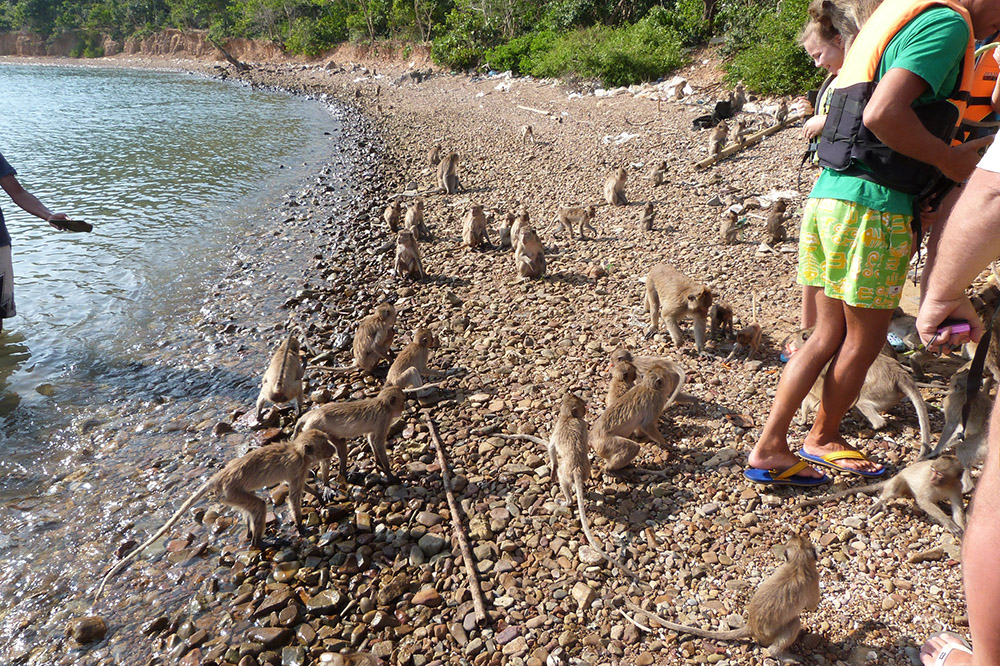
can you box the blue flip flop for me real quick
[796,449,886,477]
[743,460,830,486]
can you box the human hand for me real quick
[940,136,994,182]
[46,213,69,230]
[790,96,813,116]
[916,294,982,352]
[803,114,825,139]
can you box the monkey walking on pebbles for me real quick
[624,534,820,663]
[643,263,713,353]
[256,332,305,420]
[552,205,597,240]
[604,167,628,206]
[727,294,762,361]
[294,386,406,485]
[499,393,639,579]
[95,429,337,598]
[592,364,685,473]
[795,457,966,535]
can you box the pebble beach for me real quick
[0,49,972,666]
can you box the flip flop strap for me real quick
[819,449,866,463]
[934,643,973,666]
[772,460,809,480]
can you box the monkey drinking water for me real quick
[256,332,305,420]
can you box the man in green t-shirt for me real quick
[746,1,1000,487]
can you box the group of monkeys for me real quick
[94,101,999,662]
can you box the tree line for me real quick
[0,0,823,92]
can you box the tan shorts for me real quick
[0,245,16,319]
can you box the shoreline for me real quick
[2,53,971,665]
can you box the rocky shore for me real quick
[2,52,971,666]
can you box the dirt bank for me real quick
[3,53,969,666]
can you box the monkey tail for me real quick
[666,363,686,408]
[277,332,295,383]
[792,482,885,509]
[625,599,747,641]
[95,477,215,600]
[495,433,548,447]
[575,473,639,580]
[901,381,932,451]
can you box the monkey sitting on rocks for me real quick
[393,229,425,281]
[463,204,490,249]
[437,152,460,194]
[514,227,545,279]
[708,121,728,157]
[604,167,628,206]
[404,199,429,240]
[639,202,656,231]
[624,534,820,663]
[383,200,401,233]
[720,209,739,245]
[385,328,442,389]
[320,303,396,375]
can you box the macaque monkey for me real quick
[385,328,442,388]
[650,160,667,186]
[886,308,928,380]
[256,332,305,420]
[720,209,739,245]
[727,295,762,360]
[552,205,597,240]
[606,358,637,408]
[520,124,536,145]
[463,204,490,248]
[710,302,735,340]
[732,117,748,145]
[708,121,728,157]
[324,303,396,375]
[404,199,429,240]
[732,83,746,113]
[293,386,406,484]
[511,208,530,247]
[437,152,460,194]
[609,348,697,405]
[921,364,991,492]
[96,429,337,597]
[797,348,931,451]
[766,199,788,246]
[393,229,425,281]
[428,144,441,167]
[639,202,656,231]
[592,365,685,471]
[625,534,820,662]
[643,263,713,353]
[514,227,546,279]
[547,392,638,578]
[383,200,401,233]
[795,457,966,535]
[775,98,789,125]
[498,211,515,249]
[604,167,628,206]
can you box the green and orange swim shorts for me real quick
[797,197,913,310]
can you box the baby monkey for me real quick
[650,160,667,186]
[626,534,820,662]
[520,124,536,145]
[720,209,739,245]
[552,205,597,240]
[604,167,628,206]
[710,302,735,340]
[606,357,637,408]
[795,456,965,535]
[727,295,761,361]
[383,200,401,233]
[96,429,336,598]
[498,210,515,248]
[708,120,728,157]
[639,202,656,231]
[256,332,305,420]
[766,199,788,246]
[732,117,748,145]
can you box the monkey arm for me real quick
[913,494,963,535]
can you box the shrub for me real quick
[484,29,556,75]
[431,7,497,70]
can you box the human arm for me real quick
[0,174,69,229]
[864,67,993,183]
[992,45,1000,114]
[915,167,1000,347]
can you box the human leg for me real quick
[800,303,893,474]
[748,290,846,476]
[801,285,821,329]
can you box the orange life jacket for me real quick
[955,42,1000,143]
[817,0,975,195]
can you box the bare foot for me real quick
[748,445,825,479]
[920,633,972,666]
[801,432,883,474]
